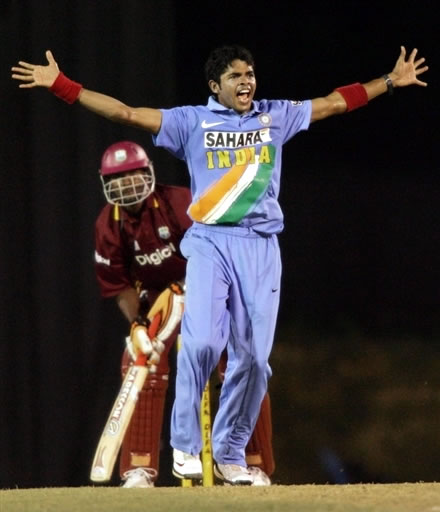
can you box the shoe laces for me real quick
[123,467,158,481]
[182,452,199,461]
[174,449,200,462]
[248,467,264,476]
[248,466,271,484]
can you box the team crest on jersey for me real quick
[258,113,272,127]
[290,100,303,106]
[158,226,171,239]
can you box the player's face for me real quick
[210,59,256,114]
[104,169,152,213]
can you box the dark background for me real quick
[1,0,438,488]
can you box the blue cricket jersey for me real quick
[153,96,311,235]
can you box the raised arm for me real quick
[11,50,162,134]
[310,46,428,122]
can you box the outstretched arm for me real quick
[310,46,429,122]
[11,50,162,134]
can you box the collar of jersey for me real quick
[207,95,261,116]
[113,198,150,223]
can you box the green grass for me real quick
[1,483,440,512]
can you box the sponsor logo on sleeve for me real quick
[95,250,111,266]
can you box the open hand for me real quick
[390,46,428,88]
[11,50,60,88]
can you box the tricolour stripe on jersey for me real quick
[189,145,276,224]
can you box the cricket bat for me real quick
[90,313,161,482]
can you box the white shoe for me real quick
[214,463,253,485]
[248,466,271,486]
[121,467,157,488]
[172,449,203,479]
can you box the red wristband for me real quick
[49,72,83,104]
[334,83,368,112]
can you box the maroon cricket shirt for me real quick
[94,184,192,305]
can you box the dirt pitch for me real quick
[1,483,440,512]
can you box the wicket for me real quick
[177,335,214,487]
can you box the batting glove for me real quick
[147,282,185,343]
[126,316,153,361]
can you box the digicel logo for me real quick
[135,242,176,266]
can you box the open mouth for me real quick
[237,88,251,104]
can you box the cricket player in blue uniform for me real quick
[12,43,428,485]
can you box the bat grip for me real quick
[134,312,162,367]
[135,353,148,366]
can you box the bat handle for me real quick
[134,312,162,367]
[135,353,147,366]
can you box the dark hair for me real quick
[204,44,255,84]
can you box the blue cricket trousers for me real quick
[171,224,281,466]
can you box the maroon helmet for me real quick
[99,141,155,206]
[100,141,152,176]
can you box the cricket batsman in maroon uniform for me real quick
[94,141,274,487]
